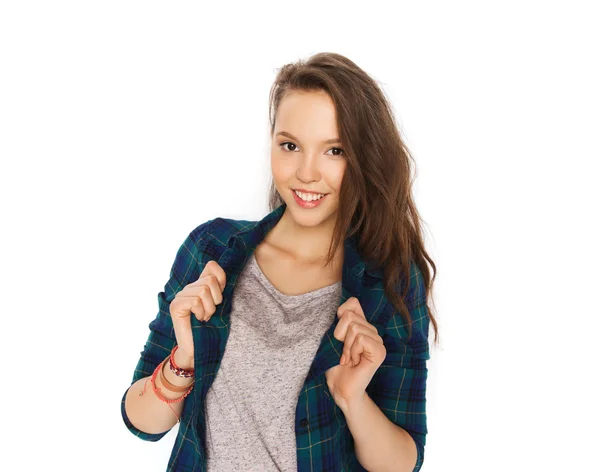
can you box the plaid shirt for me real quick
[121,202,430,471]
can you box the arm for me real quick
[120,219,212,441]
[340,391,419,472]
[354,262,430,471]
[121,349,194,438]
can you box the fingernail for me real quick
[340,354,346,364]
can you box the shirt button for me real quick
[299,418,308,427]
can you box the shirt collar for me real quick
[222,202,383,282]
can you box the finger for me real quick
[175,292,205,322]
[196,273,224,307]
[178,283,215,322]
[195,284,216,321]
[348,332,386,367]
[185,273,224,321]
[334,310,378,342]
[170,293,202,321]
[200,260,227,292]
[340,322,383,366]
[337,296,365,319]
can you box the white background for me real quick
[1,1,598,471]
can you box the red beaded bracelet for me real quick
[169,345,195,378]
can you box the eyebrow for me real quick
[275,131,341,145]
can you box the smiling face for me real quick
[271,90,347,229]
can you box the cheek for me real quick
[271,155,296,181]
[327,162,347,192]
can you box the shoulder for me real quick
[186,216,257,249]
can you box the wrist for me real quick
[173,347,194,370]
[154,360,193,401]
[161,358,194,389]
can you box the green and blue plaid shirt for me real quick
[121,202,430,471]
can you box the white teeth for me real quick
[295,190,325,201]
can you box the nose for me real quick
[295,152,321,183]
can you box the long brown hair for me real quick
[266,52,439,345]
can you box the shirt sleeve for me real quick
[120,219,213,441]
[367,261,431,472]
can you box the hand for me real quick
[169,260,227,367]
[325,297,387,410]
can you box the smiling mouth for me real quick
[291,189,329,207]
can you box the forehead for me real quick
[275,91,338,134]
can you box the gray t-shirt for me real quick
[205,251,342,471]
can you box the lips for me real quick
[291,188,328,208]
[292,189,328,196]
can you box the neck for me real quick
[267,207,342,265]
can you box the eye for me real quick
[326,147,345,157]
[279,141,298,152]
[278,141,345,157]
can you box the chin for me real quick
[288,206,337,228]
[293,217,327,228]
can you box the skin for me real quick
[267,89,348,264]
